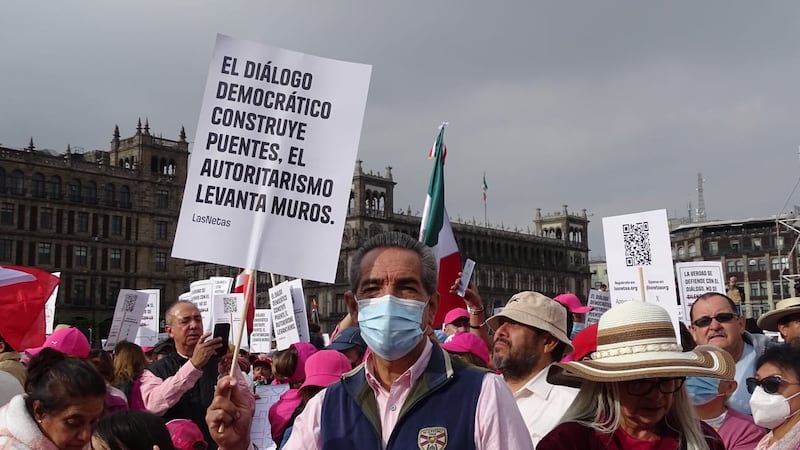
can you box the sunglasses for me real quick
[691,312,738,328]
[746,375,800,395]
[624,377,686,396]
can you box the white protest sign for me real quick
[250,308,274,353]
[269,281,300,350]
[190,279,215,332]
[212,293,245,342]
[134,289,160,347]
[675,261,726,320]
[211,276,234,296]
[251,384,289,450]
[172,34,372,283]
[179,291,191,301]
[287,279,311,343]
[602,209,681,338]
[45,272,60,335]
[586,289,611,326]
[104,290,149,351]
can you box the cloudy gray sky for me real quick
[3,1,800,257]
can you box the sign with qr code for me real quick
[675,261,726,320]
[602,209,681,338]
[212,293,245,344]
[171,34,372,284]
[104,289,149,351]
[134,289,160,347]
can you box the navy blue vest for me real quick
[319,344,485,450]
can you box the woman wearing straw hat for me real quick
[538,301,735,450]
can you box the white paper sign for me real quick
[602,209,681,337]
[675,261,726,320]
[251,384,290,450]
[212,293,245,343]
[586,289,611,326]
[190,279,215,332]
[134,289,160,347]
[250,309,274,353]
[45,272,60,335]
[104,290,149,351]
[288,279,310,344]
[172,34,372,283]
[270,281,300,350]
[211,276,234,295]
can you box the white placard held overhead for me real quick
[190,279,215,332]
[134,289,160,347]
[586,289,611,326]
[269,281,300,350]
[211,276,234,296]
[602,209,681,337]
[45,272,60,335]
[212,293,245,343]
[250,309,274,354]
[287,279,310,344]
[172,34,373,283]
[675,261,726,320]
[104,290,149,351]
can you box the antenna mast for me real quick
[696,172,707,222]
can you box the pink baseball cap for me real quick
[443,308,470,325]
[300,350,351,390]
[554,293,592,314]
[287,342,319,384]
[441,332,491,367]
[166,419,208,450]
[25,327,90,359]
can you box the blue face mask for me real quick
[357,295,426,361]
[686,376,722,405]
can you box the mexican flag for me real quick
[420,124,463,326]
[233,270,256,335]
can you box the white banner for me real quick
[134,289,160,347]
[45,272,60,335]
[250,308,274,354]
[269,281,300,350]
[190,279,215,332]
[251,384,290,450]
[104,290,149,351]
[675,261,726,321]
[602,209,681,338]
[172,34,372,283]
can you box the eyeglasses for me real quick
[746,375,800,395]
[625,377,686,396]
[691,313,738,328]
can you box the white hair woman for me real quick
[538,301,735,450]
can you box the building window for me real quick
[0,239,11,260]
[120,186,131,208]
[677,247,686,259]
[760,281,769,297]
[0,203,13,226]
[32,173,46,198]
[758,259,767,271]
[778,236,785,250]
[74,246,88,267]
[104,184,116,207]
[76,212,89,233]
[107,281,121,307]
[155,221,168,240]
[154,252,167,272]
[40,207,53,229]
[68,179,81,202]
[155,190,169,209]
[48,176,62,200]
[72,279,87,306]
[109,249,122,269]
[709,241,719,255]
[83,181,97,204]
[730,240,739,252]
[752,238,762,250]
[688,244,697,258]
[111,216,122,236]
[727,260,736,273]
[37,243,51,264]
[9,170,24,195]
[750,283,759,297]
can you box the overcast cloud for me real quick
[3,1,800,257]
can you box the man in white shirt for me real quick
[487,291,578,447]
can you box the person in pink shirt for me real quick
[267,342,317,446]
[207,231,533,450]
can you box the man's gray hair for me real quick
[349,231,438,295]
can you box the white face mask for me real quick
[749,386,800,429]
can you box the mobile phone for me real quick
[212,323,230,357]
[457,259,476,297]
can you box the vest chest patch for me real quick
[418,426,447,450]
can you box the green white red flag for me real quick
[420,123,463,326]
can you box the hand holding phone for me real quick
[457,259,476,297]
[212,323,231,357]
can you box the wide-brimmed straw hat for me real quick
[548,301,734,386]
[757,297,800,332]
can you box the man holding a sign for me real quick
[207,232,532,450]
[141,301,253,449]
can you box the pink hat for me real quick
[287,342,319,384]
[441,332,491,367]
[166,419,207,450]
[301,350,351,390]
[554,293,592,314]
[443,308,469,325]
[26,327,90,359]
[141,346,155,353]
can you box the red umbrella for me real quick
[0,265,60,351]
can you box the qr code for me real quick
[123,294,137,312]
[223,297,238,314]
[623,222,652,266]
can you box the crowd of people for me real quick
[3,230,800,449]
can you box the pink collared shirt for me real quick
[283,340,534,450]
